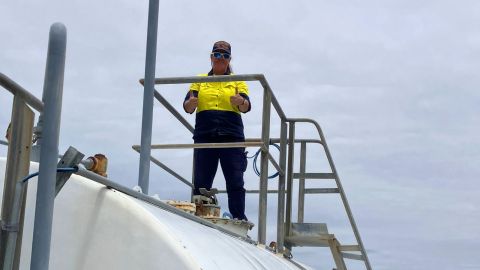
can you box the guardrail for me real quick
[135,1,370,268]
[133,72,352,252]
[134,73,371,269]
[0,23,67,270]
[136,73,287,245]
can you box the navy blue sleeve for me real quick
[184,90,198,102]
[239,93,251,113]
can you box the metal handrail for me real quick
[135,76,333,243]
[133,141,266,150]
[285,117,372,270]
[152,88,194,133]
[137,73,286,244]
[132,147,193,188]
[0,72,44,112]
[0,74,44,269]
[140,74,287,120]
[0,96,35,270]
[0,24,66,270]
[133,71,370,269]
[133,1,370,268]
[0,23,67,270]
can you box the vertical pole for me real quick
[138,0,159,194]
[30,23,67,270]
[190,151,196,201]
[0,97,34,270]
[284,122,295,241]
[276,120,287,252]
[257,87,271,244]
[298,141,306,222]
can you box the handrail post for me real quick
[284,122,295,242]
[0,97,34,270]
[257,85,272,244]
[138,0,159,194]
[30,23,66,270]
[298,141,307,222]
[276,120,288,252]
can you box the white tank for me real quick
[0,158,312,269]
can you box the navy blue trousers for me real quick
[193,138,247,220]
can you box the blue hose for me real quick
[21,167,78,183]
[246,143,280,179]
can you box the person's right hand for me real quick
[184,90,198,113]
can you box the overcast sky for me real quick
[1,1,480,269]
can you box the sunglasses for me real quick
[211,52,231,59]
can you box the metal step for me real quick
[285,222,332,247]
[338,245,361,252]
[293,173,336,179]
[304,188,339,194]
[285,234,334,247]
[341,252,365,261]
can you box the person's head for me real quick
[210,41,232,75]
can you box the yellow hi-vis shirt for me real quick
[189,74,249,114]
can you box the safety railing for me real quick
[136,74,283,245]
[135,1,370,268]
[0,23,67,270]
[134,73,371,269]
[284,119,371,264]
[0,73,37,270]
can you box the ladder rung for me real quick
[341,252,365,261]
[293,173,335,179]
[285,234,334,247]
[339,245,361,252]
[218,189,278,194]
[305,188,339,194]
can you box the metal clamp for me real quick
[198,188,219,205]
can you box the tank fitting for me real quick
[83,154,108,177]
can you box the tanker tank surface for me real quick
[0,158,312,270]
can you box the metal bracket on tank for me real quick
[55,146,84,196]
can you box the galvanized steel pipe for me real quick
[138,0,160,194]
[276,120,288,252]
[30,23,67,270]
[257,84,272,244]
[0,97,34,270]
[0,73,44,112]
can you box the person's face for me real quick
[210,51,231,74]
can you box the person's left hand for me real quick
[230,88,245,106]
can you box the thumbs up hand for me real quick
[189,90,198,104]
[184,90,198,113]
[230,87,245,106]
